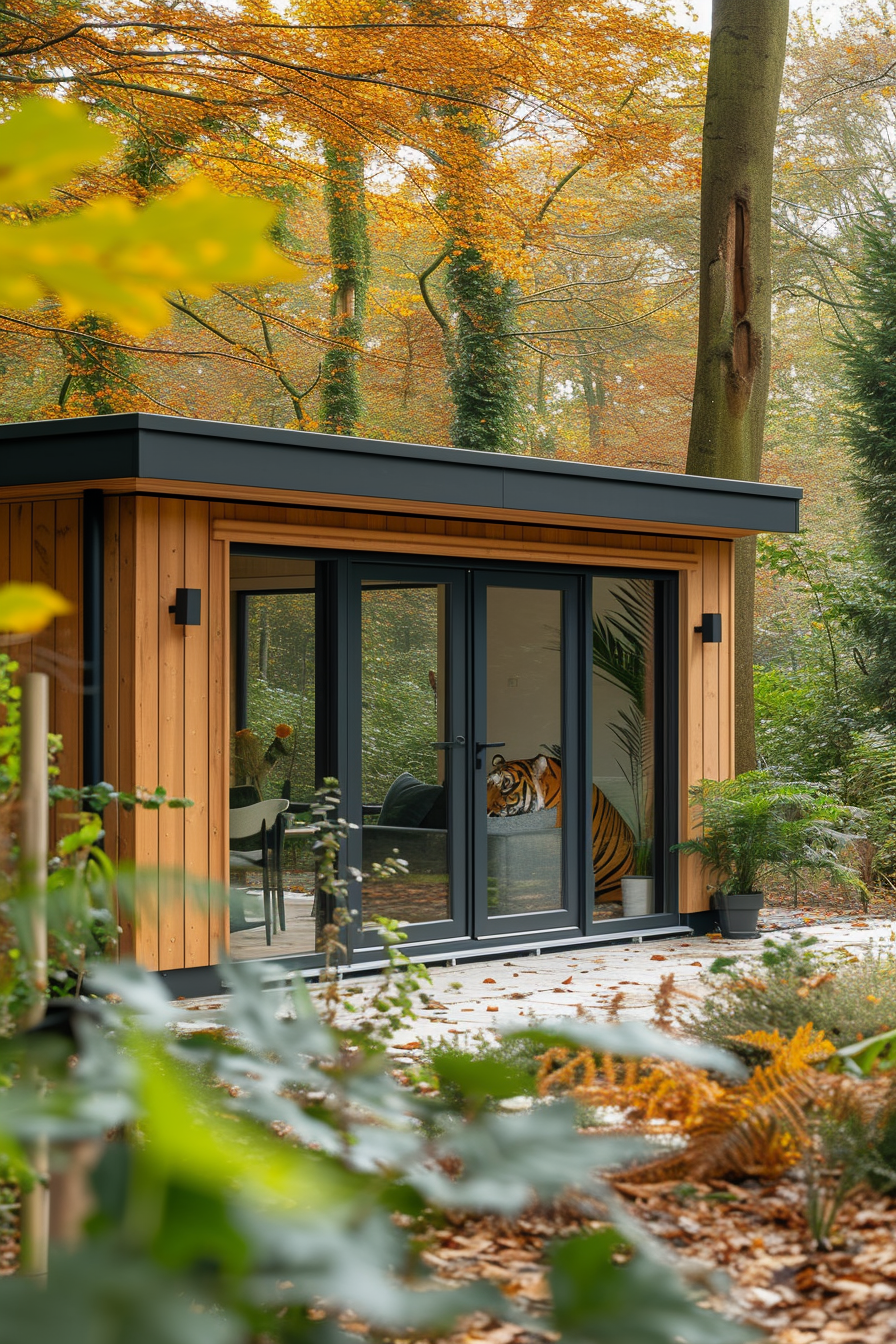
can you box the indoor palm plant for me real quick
[592,581,654,915]
[675,772,865,938]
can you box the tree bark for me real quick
[320,146,370,435]
[686,0,789,773]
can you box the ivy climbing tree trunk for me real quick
[445,246,521,454]
[685,0,790,773]
[320,145,370,434]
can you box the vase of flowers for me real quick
[232,723,295,798]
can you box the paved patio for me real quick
[176,909,896,1047]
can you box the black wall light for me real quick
[169,588,202,626]
[695,613,722,643]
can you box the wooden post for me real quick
[18,672,50,1281]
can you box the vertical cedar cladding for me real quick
[4,489,735,965]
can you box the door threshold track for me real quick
[300,923,695,982]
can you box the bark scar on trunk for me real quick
[726,195,760,416]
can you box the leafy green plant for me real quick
[832,1026,896,1077]
[804,1099,896,1249]
[0,960,753,1344]
[674,772,865,900]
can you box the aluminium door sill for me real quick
[310,923,695,979]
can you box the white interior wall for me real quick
[486,587,562,766]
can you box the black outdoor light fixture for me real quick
[169,588,202,626]
[695,613,722,643]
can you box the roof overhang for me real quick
[0,413,801,537]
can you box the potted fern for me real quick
[592,581,654,917]
[675,773,865,938]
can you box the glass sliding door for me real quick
[353,567,467,944]
[473,573,581,936]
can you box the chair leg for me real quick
[262,823,272,945]
[276,826,286,932]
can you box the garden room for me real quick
[0,412,801,991]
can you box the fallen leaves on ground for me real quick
[615,1176,896,1343]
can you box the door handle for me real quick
[430,736,466,749]
[475,740,505,769]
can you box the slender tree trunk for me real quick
[320,146,370,434]
[445,246,520,453]
[685,0,789,773]
[18,674,50,1281]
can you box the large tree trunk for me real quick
[686,0,789,774]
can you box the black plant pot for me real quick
[712,891,764,939]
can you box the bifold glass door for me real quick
[228,549,675,966]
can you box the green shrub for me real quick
[692,935,896,1061]
[422,1033,546,1112]
[674,772,865,900]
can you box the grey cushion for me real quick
[379,772,444,828]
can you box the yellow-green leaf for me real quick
[0,98,116,206]
[130,1031,361,1213]
[0,176,296,335]
[0,582,73,633]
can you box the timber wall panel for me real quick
[157,497,186,970]
[701,540,720,782]
[184,500,211,967]
[133,496,160,969]
[3,498,83,844]
[675,539,736,914]
[9,503,33,675]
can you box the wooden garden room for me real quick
[0,413,801,994]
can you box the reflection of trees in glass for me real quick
[362,587,440,801]
[245,593,316,800]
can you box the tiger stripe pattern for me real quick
[486,753,633,903]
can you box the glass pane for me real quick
[591,576,656,921]
[485,586,564,915]
[360,582,451,928]
[229,557,319,960]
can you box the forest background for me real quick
[2,0,895,867]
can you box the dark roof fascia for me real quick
[0,413,801,534]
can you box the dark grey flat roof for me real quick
[0,413,801,534]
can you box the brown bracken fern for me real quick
[538,1023,835,1181]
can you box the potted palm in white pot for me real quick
[675,773,866,938]
[592,582,654,917]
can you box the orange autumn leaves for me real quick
[0,0,703,278]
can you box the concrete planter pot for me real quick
[712,891,764,939]
[621,876,654,918]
